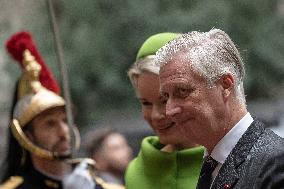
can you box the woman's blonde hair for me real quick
[127,55,158,91]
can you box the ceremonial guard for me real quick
[0,32,124,189]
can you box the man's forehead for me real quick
[160,55,192,78]
[160,68,190,92]
[35,106,66,120]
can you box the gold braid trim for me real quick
[0,176,23,189]
[93,176,125,189]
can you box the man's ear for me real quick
[219,73,234,99]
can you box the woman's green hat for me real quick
[136,32,181,60]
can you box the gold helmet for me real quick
[6,32,79,160]
[13,50,65,128]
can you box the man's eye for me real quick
[46,120,56,127]
[177,88,191,98]
[159,96,168,104]
[63,117,68,124]
[161,92,169,100]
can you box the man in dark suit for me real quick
[155,29,284,189]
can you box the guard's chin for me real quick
[56,151,72,160]
[59,149,72,156]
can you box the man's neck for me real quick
[31,155,72,179]
[205,106,248,154]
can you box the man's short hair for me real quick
[156,29,246,104]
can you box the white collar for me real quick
[205,112,253,164]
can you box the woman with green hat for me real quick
[126,33,204,189]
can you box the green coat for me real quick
[125,136,204,189]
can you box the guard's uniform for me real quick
[0,32,124,189]
[1,167,106,189]
[3,167,63,189]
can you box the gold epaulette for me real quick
[93,176,125,189]
[0,176,23,189]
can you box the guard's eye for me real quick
[45,119,57,128]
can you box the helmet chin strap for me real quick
[11,119,80,160]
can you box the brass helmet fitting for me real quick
[13,50,65,127]
[6,32,79,160]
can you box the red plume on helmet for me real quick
[5,31,60,94]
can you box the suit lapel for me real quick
[211,119,265,189]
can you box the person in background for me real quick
[156,29,284,189]
[85,128,133,186]
[125,33,204,189]
[0,32,123,189]
[0,31,95,189]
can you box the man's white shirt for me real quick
[204,112,254,181]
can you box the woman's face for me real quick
[136,72,184,145]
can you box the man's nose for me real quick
[58,122,70,136]
[166,98,181,117]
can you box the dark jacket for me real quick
[1,165,105,189]
[211,119,284,189]
[3,166,63,189]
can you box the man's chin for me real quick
[53,152,71,160]
[54,142,72,155]
[59,149,72,155]
[55,148,72,158]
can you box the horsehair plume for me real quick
[5,31,60,94]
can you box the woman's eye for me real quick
[141,101,152,106]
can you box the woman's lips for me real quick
[156,122,175,131]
